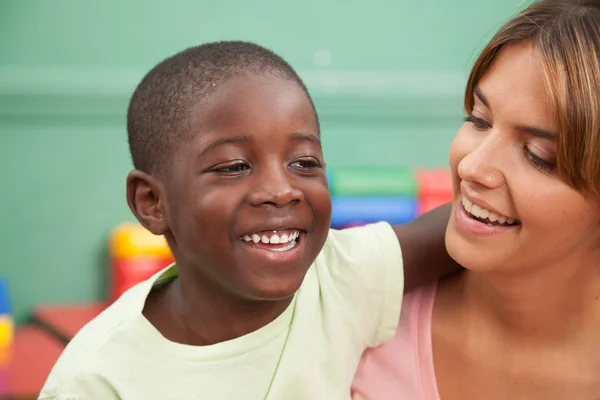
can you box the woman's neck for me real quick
[461,256,600,345]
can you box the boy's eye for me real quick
[212,162,250,174]
[290,159,322,170]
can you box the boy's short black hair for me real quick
[127,41,318,173]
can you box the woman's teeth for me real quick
[461,197,518,226]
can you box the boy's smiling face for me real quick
[156,73,331,301]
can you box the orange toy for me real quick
[109,223,174,302]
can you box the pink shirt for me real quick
[351,283,440,400]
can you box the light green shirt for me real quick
[39,222,404,400]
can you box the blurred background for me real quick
[0,0,530,397]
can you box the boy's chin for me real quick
[231,241,315,301]
[242,277,304,302]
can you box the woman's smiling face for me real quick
[445,41,600,275]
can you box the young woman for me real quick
[352,0,600,398]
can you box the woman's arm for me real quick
[392,203,462,293]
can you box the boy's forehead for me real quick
[190,74,319,137]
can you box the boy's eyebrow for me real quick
[292,132,321,148]
[200,135,251,156]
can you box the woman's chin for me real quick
[446,231,509,274]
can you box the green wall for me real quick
[0,0,530,322]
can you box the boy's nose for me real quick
[247,170,304,207]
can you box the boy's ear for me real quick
[126,170,169,235]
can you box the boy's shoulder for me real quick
[67,265,176,351]
[72,282,145,345]
[54,283,143,362]
[39,270,164,397]
[318,221,399,261]
[308,221,404,346]
[325,221,393,237]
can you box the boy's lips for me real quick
[237,218,309,257]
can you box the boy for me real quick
[39,41,458,399]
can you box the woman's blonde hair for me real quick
[465,0,600,193]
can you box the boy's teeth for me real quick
[242,230,300,244]
[461,196,517,226]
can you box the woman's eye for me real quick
[524,147,555,174]
[465,115,491,131]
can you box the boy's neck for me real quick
[143,273,293,346]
